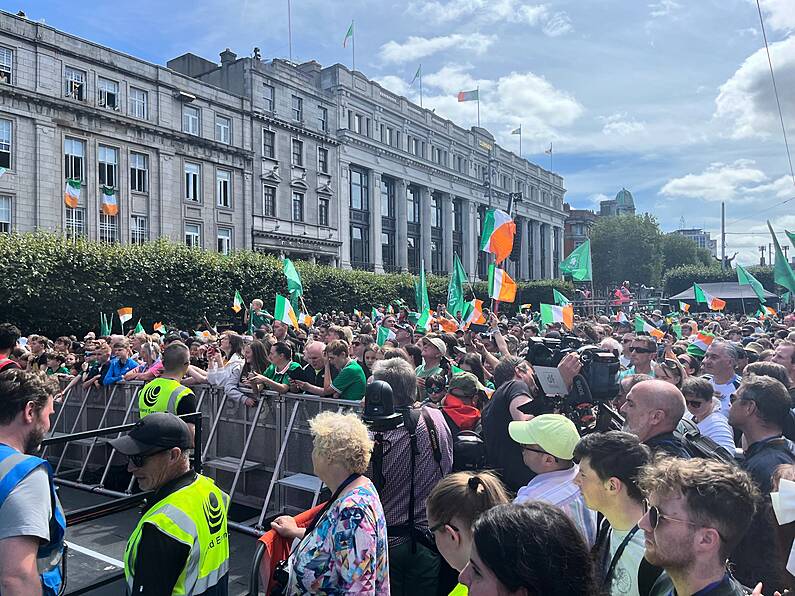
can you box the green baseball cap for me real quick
[508,414,580,460]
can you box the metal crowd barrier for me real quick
[49,380,361,536]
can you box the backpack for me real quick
[441,410,487,472]
[674,418,736,463]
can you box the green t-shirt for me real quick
[264,361,302,385]
[416,362,443,401]
[330,360,366,401]
[249,310,270,334]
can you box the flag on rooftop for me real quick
[457,89,479,102]
[410,64,421,86]
[540,303,573,330]
[488,263,517,303]
[64,179,80,208]
[511,126,521,135]
[480,209,516,264]
[343,21,354,47]
[274,294,299,329]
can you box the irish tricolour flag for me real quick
[540,303,574,330]
[634,315,664,339]
[693,283,726,311]
[488,263,517,302]
[117,307,133,325]
[274,294,298,329]
[64,179,81,208]
[463,299,486,329]
[101,186,118,216]
[480,209,516,264]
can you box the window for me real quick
[407,235,419,271]
[215,114,231,144]
[185,163,200,202]
[407,187,420,223]
[350,225,369,265]
[130,152,148,193]
[99,212,118,243]
[380,177,395,218]
[291,95,303,121]
[317,147,329,174]
[128,87,148,119]
[64,67,86,100]
[292,192,304,222]
[319,198,329,227]
[216,169,231,208]
[185,223,201,248]
[65,207,86,239]
[349,167,368,211]
[453,199,462,232]
[263,185,276,217]
[354,114,363,134]
[432,147,441,164]
[183,105,200,135]
[0,119,10,169]
[262,129,275,159]
[411,137,419,156]
[431,195,442,228]
[291,139,303,166]
[217,228,232,255]
[0,47,12,85]
[381,125,393,146]
[64,137,85,181]
[0,195,10,233]
[456,155,466,173]
[318,106,328,131]
[263,84,275,111]
[131,215,148,244]
[98,145,118,188]
[382,232,395,269]
[97,77,119,109]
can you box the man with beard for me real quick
[637,457,758,596]
[0,370,65,595]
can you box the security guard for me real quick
[138,342,196,418]
[0,370,65,595]
[110,413,229,595]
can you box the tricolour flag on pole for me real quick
[511,126,521,135]
[763,305,777,317]
[540,303,574,330]
[64,179,81,208]
[437,315,459,333]
[736,264,766,304]
[376,325,397,346]
[232,290,244,313]
[274,294,299,329]
[153,322,166,334]
[100,186,118,216]
[480,209,516,264]
[117,307,133,325]
[134,319,144,334]
[553,289,570,306]
[693,283,726,311]
[634,315,664,340]
[343,21,354,47]
[463,299,486,329]
[299,312,314,327]
[692,331,715,353]
[488,263,517,303]
[559,240,593,282]
[457,89,479,102]
[416,308,432,331]
[283,258,303,297]
[410,64,421,86]
[679,301,690,313]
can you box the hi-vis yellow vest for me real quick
[138,377,192,418]
[124,474,230,595]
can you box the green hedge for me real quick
[0,232,573,337]
[662,264,775,296]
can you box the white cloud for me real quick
[649,0,681,18]
[422,64,479,94]
[543,12,573,37]
[601,113,647,136]
[374,75,411,97]
[758,0,795,33]
[659,159,772,202]
[379,33,495,64]
[714,36,795,139]
[406,0,572,35]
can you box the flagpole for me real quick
[419,66,423,108]
[519,125,522,158]
[287,0,292,61]
[351,20,355,72]
[476,86,480,127]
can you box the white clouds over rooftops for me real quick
[379,33,495,64]
[758,0,795,33]
[658,159,790,202]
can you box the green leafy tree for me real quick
[591,214,663,288]
[660,233,714,271]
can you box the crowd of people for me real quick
[1,298,795,595]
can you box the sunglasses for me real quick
[643,499,698,531]
[629,347,655,354]
[129,448,169,468]
[660,359,680,371]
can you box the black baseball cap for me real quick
[109,413,193,455]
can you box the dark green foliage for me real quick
[663,264,774,296]
[0,232,572,336]
[591,214,663,288]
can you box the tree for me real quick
[660,233,714,271]
[591,214,663,288]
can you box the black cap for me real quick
[108,412,193,456]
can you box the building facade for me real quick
[0,11,567,280]
[562,203,597,255]
[669,228,718,257]
[599,187,635,217]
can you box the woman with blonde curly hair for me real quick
[271,411,389,594]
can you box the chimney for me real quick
[220,48,237,67]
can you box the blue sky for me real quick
[15,0,795,264]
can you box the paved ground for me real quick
[60,486,260,595]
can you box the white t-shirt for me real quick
[709,375,740,418]
[608,527,647,596]
[697,411,736,454]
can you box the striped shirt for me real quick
[514,464,597,546]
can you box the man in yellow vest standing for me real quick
[138,342,196,419]
[110,413,229,595]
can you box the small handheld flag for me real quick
[134,319,144,334]
[274,294,299,329]
[540,303,573,330]
[232,290,244,313]
[679,301,690,313]
[634,315,664,339]
[693,283,726,311]
[376,325,396,346]
[117,307,133,325]
[488,263,517,303]
[153,322,166,334]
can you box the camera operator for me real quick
[370,358,453,596]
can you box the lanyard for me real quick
[301,473,361,537]
[604,524,640,586]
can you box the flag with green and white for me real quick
[559,240,592,282]
[232,290,244,313]
[768,221,795,294]
[343,21,354,47]
[376,325,396,347]
[735,264,766,304]
[553,289,570,306]
[274,294,299,329]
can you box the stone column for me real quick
[420,186,432,269]
[531,219,542,280]
[371,171,383,273]
[519,217,530,281]
[556,226,564,278]
[462,198,477,279]
[395,178,408,271]
[339,163,351,269]
[544,223,554,280]
[442,192,454,274]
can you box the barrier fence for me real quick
[48,380,362,536]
